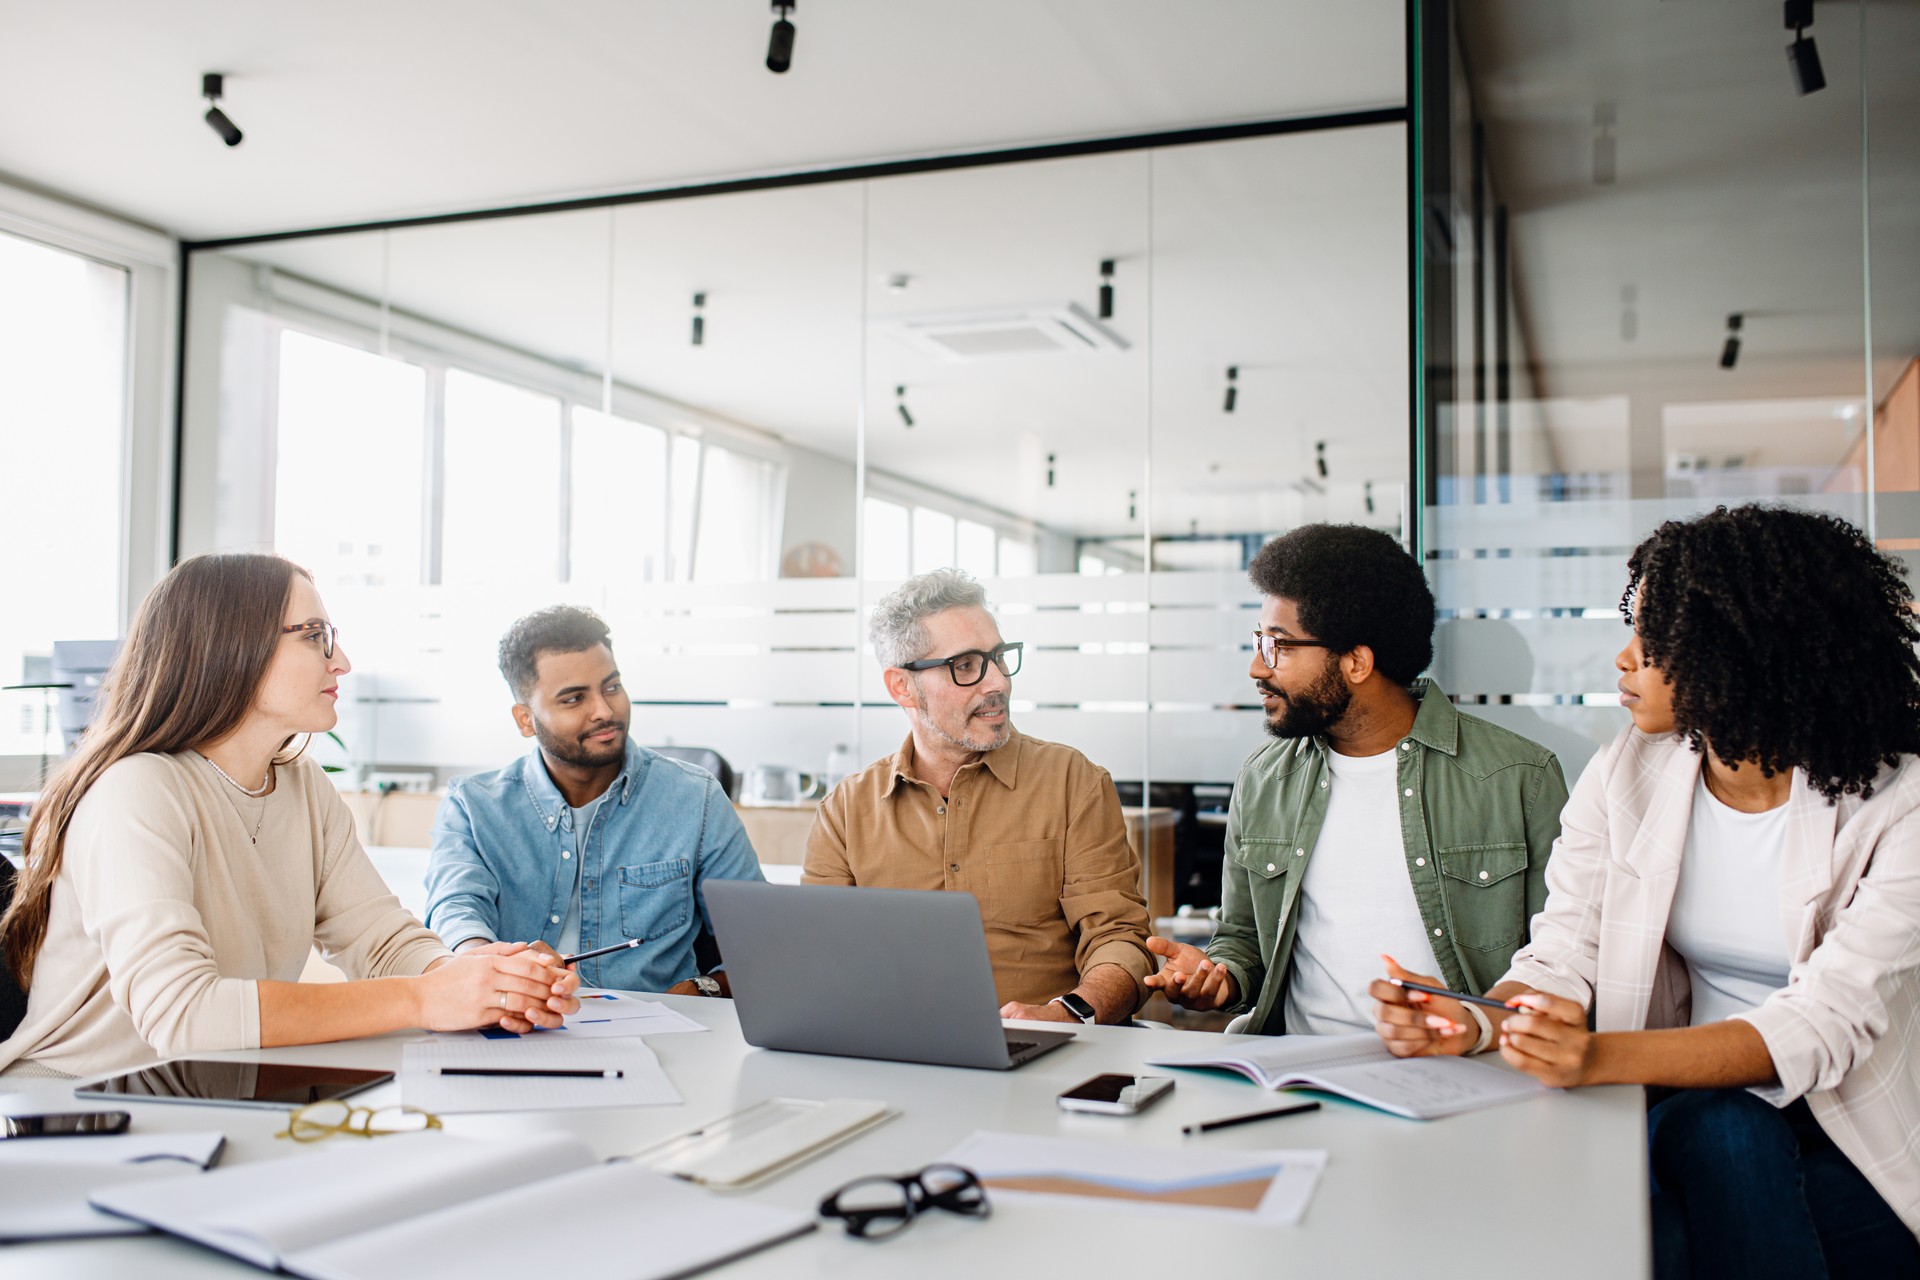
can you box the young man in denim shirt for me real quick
[425,606,763,995]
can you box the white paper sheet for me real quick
[939,1131,1327,1225]
[400,1037,681,1113]
[0,1130,225,1167]
[446,991,709,1042]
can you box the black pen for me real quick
[1183,1099,1321,1135]
[561,938,641,965]
[432,1068,625,1079]
[1387,977,1524,1015]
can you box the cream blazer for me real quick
[1505,726,1920,1239]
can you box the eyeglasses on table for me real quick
[818,1162,991,1239]
[276,1099,442,1143]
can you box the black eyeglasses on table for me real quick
[899,642,1022,687]
[818,1163,991,1239]
[1251,632,1327,667]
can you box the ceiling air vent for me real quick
[887,301,1130,361]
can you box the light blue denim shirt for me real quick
[424,740,764,992]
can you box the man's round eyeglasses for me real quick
[899,642,1023,687]
[1252,632,1327,667]
[818,1163,990,1240]
[282,621,340,659]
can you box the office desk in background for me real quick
[0,996,1651,1279]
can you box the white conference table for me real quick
[2,997,1651,1279]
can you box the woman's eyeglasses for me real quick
[899,642,1023,687]
[276,1099,440,1143]
[281,621,340,659]
[818,1163,990,1239]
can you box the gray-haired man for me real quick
[802,569,1153,1025]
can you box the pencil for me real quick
[560,938,642,965]
[1183,1100,1321,1135]
[432,1068,624,1079]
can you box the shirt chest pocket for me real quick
[1232,838,1298,887]
[617,858,692,941]
[1434,842,1528,952]
[980,837,1065,926]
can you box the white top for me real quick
[0,752,448,1078]
[556,795,603,955]
[1666,772,1792,1026]
[1284,746,1446,1036]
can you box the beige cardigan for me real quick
[1506,727,1920,1238]
[0,752,448,1078]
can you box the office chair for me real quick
[0,857,26,1041]
[648,746,737,800]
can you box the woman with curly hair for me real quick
[1371,505,1920,1278]
[0,553,581,1078]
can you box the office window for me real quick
[571,407,668,584]
[693,443,781,583]
[0,230,127,754]
[863,497,910,580]
[956,519,997,578]
[441,369,562,587]
[275,331,427,590]
[911,508,956,576]
[997,537,1036,578]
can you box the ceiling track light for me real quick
[201,72,243,147]
[1785,0,1825,95]
[691,292,706,346]
[895,385,913,428]
[1098,259,1116,320]
[1127,489,1137,521]
[1364,481,1376,515]
[767,0,796,74]
[1046,453,1057,488]
[1222,366,1238,414]
[1720,313,1743,370]
[1315,441,1329,479]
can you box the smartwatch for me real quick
[1050,992,1098,1024]
[691,974,723,997]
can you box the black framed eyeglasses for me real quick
[1252,631,1327,667]
[819,1163,990,1240]
[282,621,340,659]
[899,642,1022,687]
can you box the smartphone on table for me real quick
[1056,1073,1175,1115]
[2,1111,132,1138]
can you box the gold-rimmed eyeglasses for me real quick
[281,620,340,659]
[1251,631,1328,667]
[276,1099,441,1143]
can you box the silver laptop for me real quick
[704,881,1075,1070]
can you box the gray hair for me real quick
[870,568,990,668]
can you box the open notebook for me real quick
[1146,1032,1547,1120]
[89,1131,815,1280]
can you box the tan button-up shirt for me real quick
[803,729,1153,1008]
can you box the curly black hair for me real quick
[498,605,613,702]
[1621,505,1920,801]
[1248,524,1434,684]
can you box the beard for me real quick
[535,716,628,768]
[1260,656,1352,740]
[920,687,1013,754]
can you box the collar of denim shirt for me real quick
[517,736,650,832]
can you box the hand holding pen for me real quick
[1369,954,1503,1059]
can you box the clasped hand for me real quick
[421,941,581,1034]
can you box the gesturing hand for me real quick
[1369,953,1478,1058]
[1141,935,1238,1011]
[1499,992,1597,1087]
[418,943,581,1034]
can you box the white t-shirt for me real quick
[1282,746,1447,1036]
[1666,772,1792,1026]
[556,794,604,955]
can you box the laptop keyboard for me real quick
[1006,1040,1039,1056]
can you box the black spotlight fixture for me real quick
[895,385,913,428]
[1364,481,1376,515]
[1785,0,1825,95]
[202,73,243,147]
[1315,441,1329,479]
[1222,366,1238,414]
[1098,259,1116,320]
[1127,489,1137,521]
[691,292,706,346]
[1046,453,1057,488]
[1720,313,1743,370]
[767,1,796,74]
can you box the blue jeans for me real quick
[1648,1088,1920,1280]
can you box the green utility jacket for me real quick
[1207,680,1569,1036]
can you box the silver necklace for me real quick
[202,754,272,797]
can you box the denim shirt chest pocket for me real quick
[617,858,693,941]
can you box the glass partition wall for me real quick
[1416,0,1916,781]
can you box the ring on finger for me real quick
[496,990,512,1010]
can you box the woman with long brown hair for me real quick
[0,553,579,1076]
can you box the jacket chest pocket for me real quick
[980,837,1065,926]
[1434,842,1528,952]
[1232,838,1296,906]
[618,858,692,941]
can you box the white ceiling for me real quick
[1458,0,1920,480]
[0,0,1404,241]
